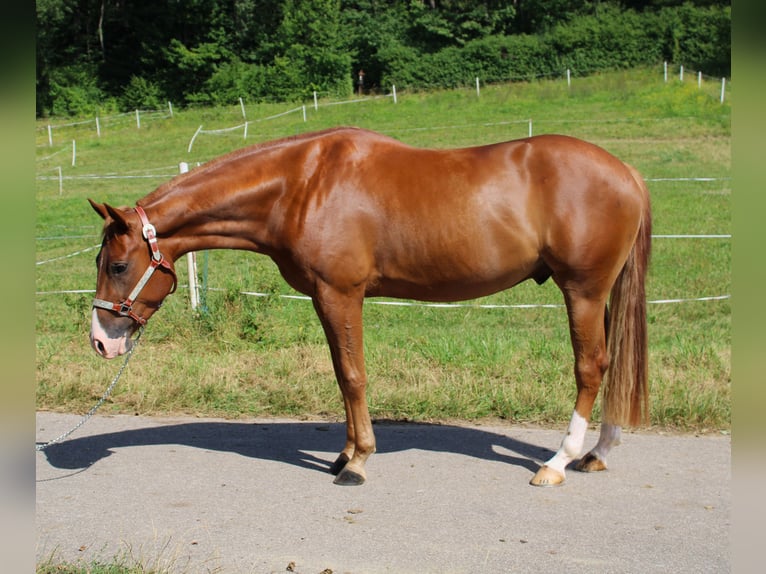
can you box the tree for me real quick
[36,0,105,115]
[270,0,352,99]
[514,0,591,34]
[35,0,730,116]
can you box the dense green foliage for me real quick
[36,0,730,116]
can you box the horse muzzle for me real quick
[90,309,135,359]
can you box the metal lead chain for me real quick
[36,328,143,452]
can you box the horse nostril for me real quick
[94,338,106,356]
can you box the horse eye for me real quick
[110,262,128,275]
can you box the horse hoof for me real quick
[333,467,366,486]
[329,453,350,476]
[575,453,608,473]
[529,465,565,487]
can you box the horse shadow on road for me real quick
[38,419,554,477]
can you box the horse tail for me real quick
[601,163,652,427]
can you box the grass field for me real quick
[35,67,731,433]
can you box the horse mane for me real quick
[138,127,371,206]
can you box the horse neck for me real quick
[139,158,284,261]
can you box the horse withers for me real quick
[89,127,651,487]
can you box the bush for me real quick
[475,35,556,81]
[383,7,674,91]
[204,59,269,105]
[378,41,422,89]
[120,76,162,111]
[47,64,106,117]
[385,34,554,90]
[546,6,663,74]
[657,5,731,76]
[263,55,310,103]
[379,5,729,93]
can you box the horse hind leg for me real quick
[575,422,622,473]
[530,292,609,487]
[575,304,622,472]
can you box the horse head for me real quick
[88,199,177,358]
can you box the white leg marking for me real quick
[543,410,588,475]
[588,422,622,464]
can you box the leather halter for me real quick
[92,206,177,325]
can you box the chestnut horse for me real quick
[89,127,651,487]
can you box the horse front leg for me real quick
[313,283,375,486]
[530,293,609,487]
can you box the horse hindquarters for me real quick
[530,168,651,486]
[574,194,651,474]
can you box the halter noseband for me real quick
[92,206,177,325]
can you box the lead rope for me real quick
[35,327,144,452]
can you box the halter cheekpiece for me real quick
[92,206,177,325]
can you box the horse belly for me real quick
[371,232,542,302]
[371,272,536,302]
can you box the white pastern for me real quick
[543,410,589,475]
[90,309,132,359]
[589,422,622,463]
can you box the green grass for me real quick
[35,66,731,432]
[37,552,169,574]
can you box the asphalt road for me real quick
[36,412,730,573]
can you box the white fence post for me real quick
[392,85,397,104]
[664,61,668,82]
[179,162,199,310]
[96,116,101,137]
[57,166,63,195]
[679,65,684,82]
[302,105,307,122]
[243,121,248,140]
[313,91,318,111]
[567,69,571,87]
[528,119,532,138]
[71,140,76,167]
[187,250,199,311]
[168,101,174,117]
[476,77,480,98]
[48,125,53,147]
[698,71,702,88]
[720,78,726,103]
[239,97,246,119]
[135,109,141,129]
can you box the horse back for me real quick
[277,129,645,300]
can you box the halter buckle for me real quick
[142,222,156,241]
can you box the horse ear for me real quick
[88,199,130,234]
[88,198,108,220]
[90,199,134,236]
[103,203,131,234]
